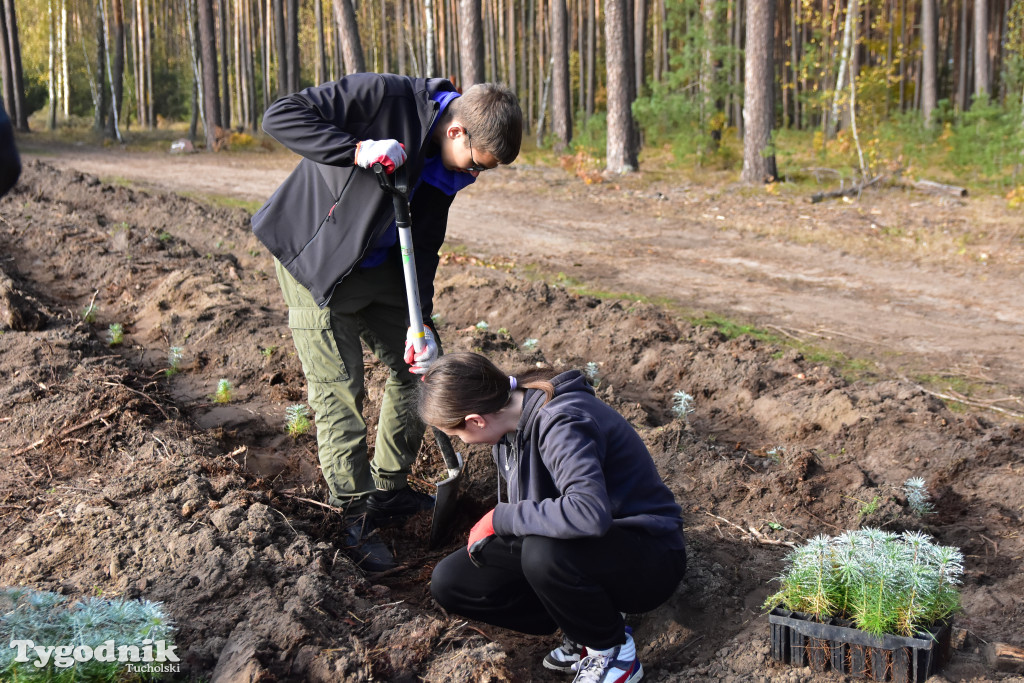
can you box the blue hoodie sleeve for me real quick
[492,409,614,539]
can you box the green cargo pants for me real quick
[275,258,437,512]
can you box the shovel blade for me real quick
[430,452,464,548]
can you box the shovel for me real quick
[373,163,464,548]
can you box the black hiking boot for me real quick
[341,514,396,573]
[366,486,435,526]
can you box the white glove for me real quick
[404,327,439,375]
[355,139,407,173]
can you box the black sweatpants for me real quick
[430,527,687,649]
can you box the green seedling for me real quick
[158,230,172,242]
[497,327,509,336]
[475,321,489,330]
[0,587,176,682]
[904,477,935,517]
[766,446,785,462]
[430,313,444,326]
[81,303,98,323]
[671,390,695,420]
[521,338,539,351]
[854,494,882,519]
[260,345,278,358]
[764,528,963,638]
[107,323,124,346]
[165,346,185,377]
[211,379,232,404]
[285,404,312,437]
[584,362,601,386]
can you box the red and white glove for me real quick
[467,509,495,567]
[355,139,407,174]
[404,326,438,375]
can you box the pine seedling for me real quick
[107,323,124,346]
[765,528,963,638]
[522,338,539,351]
[212,379,232,404]
[1,587,175,682]
[81,303,98,323]
[166,346,185,377]
[903,477,935,517]
[475,320,489,330]
[285,404,312,437]
[584,362,601,386]
[671,390,695,420]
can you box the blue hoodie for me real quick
[490,370,685,549]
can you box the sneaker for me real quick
[543,634,584,672]
[366,486,435,525]
[545,627,632,674]
[571,642,643,683]
[341,515,396,573]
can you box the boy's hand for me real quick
[467,509,495,567]
[355,139,407,173]
[404,327,438,375]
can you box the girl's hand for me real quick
[467,509,495,567]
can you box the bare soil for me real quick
[1,144,1022,682]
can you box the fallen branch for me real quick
[809,174,885,203]
[705,512,796,548]
[905,380,1024,419]
[911,178,968,197]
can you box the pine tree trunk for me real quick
[107,0,125,140]
[273,0,287,92]
[605,0,637,173]
[974,0,989,99]
[585,0,594,117]
[333,0,365,73]
[459,0,484,87]
[634,0,645,95]
[48,0,57,130]
[198,0,222,149]
[425,0,436,76]
[94,0,107,132]
[741,0,776,183]
[315,0,327,82]
[220,0,232,128]
[2,0,27,130]
[921,0,937,126]
[287,0,299,90]
[550,0,571,149]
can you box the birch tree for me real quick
[921,0,937,126]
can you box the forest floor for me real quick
[0,139,1022,682]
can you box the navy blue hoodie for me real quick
[490,370,685,549]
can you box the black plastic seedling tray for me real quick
[768,608,951,683]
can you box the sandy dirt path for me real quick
[25,145,1024,417]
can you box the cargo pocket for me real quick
[288,307,349,383]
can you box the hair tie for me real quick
[509,376,518,391]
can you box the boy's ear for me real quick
[446,122,468,140]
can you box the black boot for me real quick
[366,487,435,525]
[341,514,396,572]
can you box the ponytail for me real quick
[419,352,556,428]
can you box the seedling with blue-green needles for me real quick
[107,323,124,346]
[212,379,232,404]
[285,404,312,437]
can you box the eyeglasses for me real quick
[465,134,489,173]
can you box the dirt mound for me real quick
[1,161,1021,682]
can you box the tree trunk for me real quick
[287,0,299,90]
[585,0,594,117]
[921,0,937,126]
[828,0,857,138]
[60,0,69,120]
[198,0,222,149]
[459,0,484,88]
[605,0,637,173]
[333,0,365,73]
[315,0,327,83]
[2,0,27,130]
[94,0,107,132]
[273,0,287,92]
[220,0,231,128]
[550,0,571,149]
[48,0,57,129]
[634,0,645,95]
[701,0,714,127]
[425,0,436,76]
[974,0,989,99]
[741,0,776,183]
[106,0,125,140]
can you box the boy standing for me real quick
[252,74,522,572]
